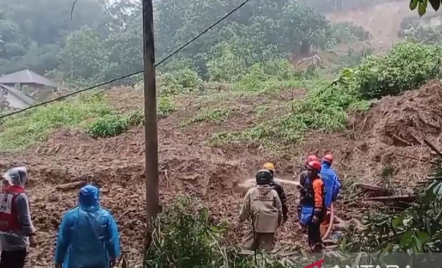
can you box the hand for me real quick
[29,235,37,247]
[110,259,117,267]
[55,264,62,268]
[312,215,319,224]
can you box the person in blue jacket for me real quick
[54,185,120,268]
[320,154,341,209]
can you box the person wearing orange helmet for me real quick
[319,153,341,238]
[320,153,341,208]
[298,160,325,252]
[262,163,288,224]
[297,155,318,220]
[239,169,283,252]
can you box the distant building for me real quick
[0,69,58,106]
[0,69,57,89]
[0,84,35,109]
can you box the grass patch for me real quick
[0,93,112,151]
[182,107,234,126]
[209,84,359,148]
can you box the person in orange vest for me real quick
[297,155,319,220]
[298,161,325,252]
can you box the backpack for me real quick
[299,177,325,226]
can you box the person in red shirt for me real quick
[0,167,37,268]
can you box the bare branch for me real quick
[71,0,79,20]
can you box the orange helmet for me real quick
[305,154,318,164]
[323,154,334,164]
[263,162,275,174]
[306,161,321,173]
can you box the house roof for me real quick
[0,69,56,87]
[0,84,35,106]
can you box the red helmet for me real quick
[305,154,318,164]
[323,154,334,164]
[306,161,321,172]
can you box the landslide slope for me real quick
[1,80,442,266]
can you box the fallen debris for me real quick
[364,195,416,203]
[353,183,390,196]
[55,181,86,191]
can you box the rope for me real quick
[0,0,253,120]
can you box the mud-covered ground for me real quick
[1,80,442,266]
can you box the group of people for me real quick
[239,153,341,252]
[0,155,339,267]
[0,167,120,268]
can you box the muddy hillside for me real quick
[1,81,442,266]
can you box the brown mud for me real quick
[1,80,442,266]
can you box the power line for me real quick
[0,0,253,120]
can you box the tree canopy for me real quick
[0,0,371,86]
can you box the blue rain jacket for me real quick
[54,185,120,268]
[320,162,341,208]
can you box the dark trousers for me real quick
[0,249,27,268]
[308,220,322,252]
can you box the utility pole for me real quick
[142,0,159,245]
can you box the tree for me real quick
[58,26,105,82]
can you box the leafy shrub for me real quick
[206,43,248,83]
[158,96,176,119]
[338,41,442,99]
[157,68,202,96]
[87,113,129,138]
[237,61,302,92]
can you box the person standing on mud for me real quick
[298,161,325,252]
[262,163,288,224]
[239,169,283,252]
[0,167,37,268]
[297,155,319,220]
[54,184,120,268]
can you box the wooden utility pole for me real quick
[142,0,159,244]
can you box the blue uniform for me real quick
[54,185,120,268]
[320,162,341,208]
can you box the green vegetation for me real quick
[210,84,364,147]
[337,41,442,99]
[182,107,234,126]
[86,109,144,138]
[158,96,176,119]
[0,93,112,150]
[209,41,437,149]
[331,22,371,43]
[0,92,177,149]
[341,156,442,253]
[144,197,301,268]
